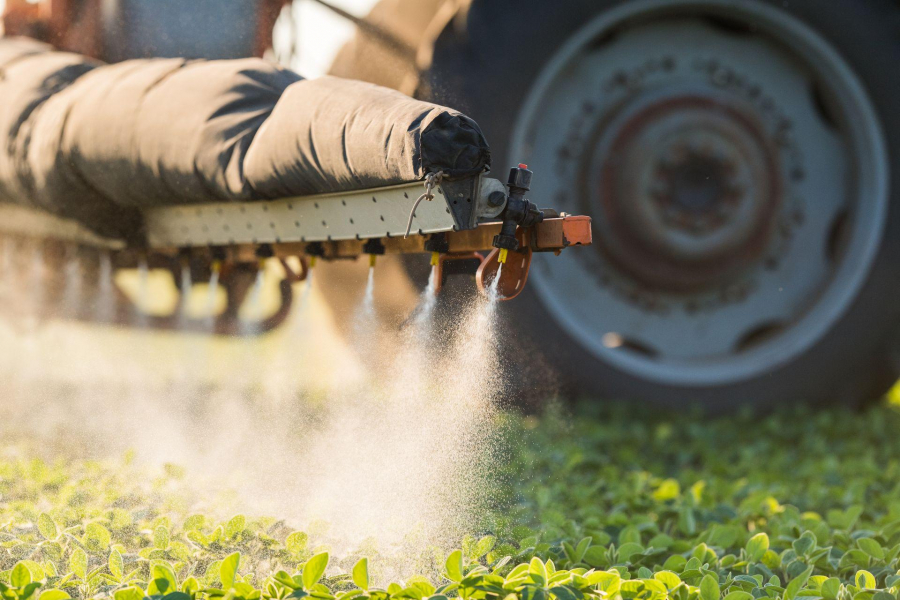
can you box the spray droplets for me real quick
[0,254,508,583]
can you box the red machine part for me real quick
[475,215,592,301]
[1,0,288,60]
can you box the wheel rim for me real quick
[509,0,889,387]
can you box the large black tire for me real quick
[333,0,900,411]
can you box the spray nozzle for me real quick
[362,238,385,268]
[304,242,326,268]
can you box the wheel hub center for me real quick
[651,141,743,233]
[587,89,782,290]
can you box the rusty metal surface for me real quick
[476,246,532,301]
[433,251,483,294]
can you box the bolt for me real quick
[487,191,507,208]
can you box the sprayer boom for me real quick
[0,167,591,333]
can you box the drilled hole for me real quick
[810,80,840,130]
[736,321,786,352]
[588,29,620,50]
[826,207,850,264]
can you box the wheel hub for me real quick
[591,91,782,290]
[509,0,888,385]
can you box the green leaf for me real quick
[654,571,681,590]
[182,577,200,595]
[11,563,31,588]
[38,591,70,600]
[154,526,170,551]
[855,571,876,590]
[69,548,87,580]
[220,552,240,590]
[274,572,299,590]
[530,557,548,583]
[148,578,172,596]
[444,551,463,583]
[821,578,841,600]
[857,539,885,561]
[472,536,496,559]
[85,523,111,552]
[37,514,57,541]
[114,587,145,600]
[152,563,178,595]
[302,553,328,590]
[617,542,643,563]
[724,592,753,600]
[746,534,770,562]
[109,549,123,581]
[287,532,308,555]
[785,566,814,600]
[225,515,246,540]
[700,574,720,600]
[653,478,681,502]
[792,532,817,557]
[183,515,205,532]
[351,559,368,591]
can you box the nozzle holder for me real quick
[493,164,544,252]
[304,241,326,257]
[255,243,275,259]
[424,232,450,254]
[210,246,227,262]
[362,238,386,255]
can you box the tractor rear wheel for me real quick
[331,0,900,410]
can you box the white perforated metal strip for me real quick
[143,181,461,249]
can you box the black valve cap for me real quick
[492,233,519,251]
[508,163,533,192]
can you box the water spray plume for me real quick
[0,251,510,583]
[205,261,221,328]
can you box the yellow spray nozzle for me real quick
[430,252,440,266]
[498,248,509,264]
[258,257,267,269]
[369,254,378,268]
[309,255,317,268]
[211,259,222,273]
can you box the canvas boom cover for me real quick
[0,37,491,240]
